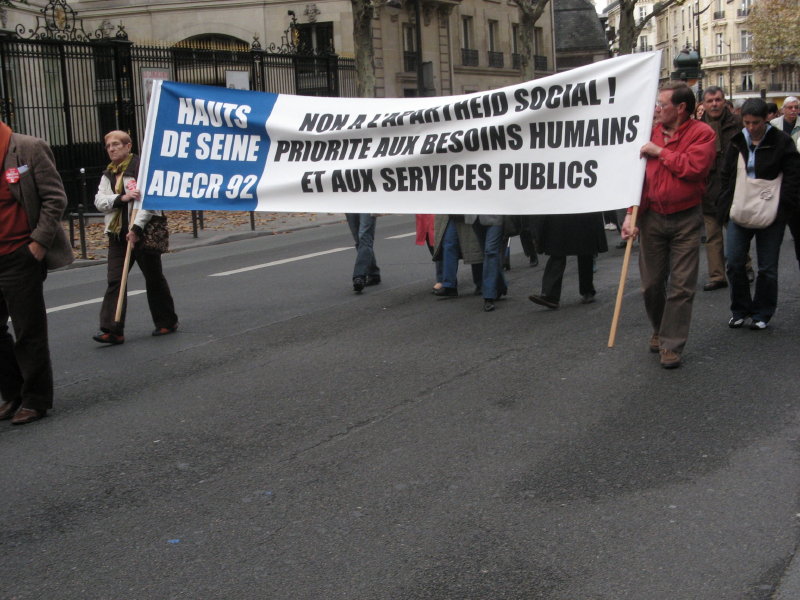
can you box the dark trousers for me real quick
[100,236,177,333]
[789,212,800,272]
[726,217,785,323]
[541,255,595,302]
[0,245,52,411]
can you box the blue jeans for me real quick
[472,222,507,300]
[346,214,379,280]
[441,219,460,289]
[725,218,785,322]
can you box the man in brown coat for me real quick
[700,86,741,291]
[0,120,73,425]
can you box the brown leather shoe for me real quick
[659,349,681,369]
[0,400,21,420]
[11,407,47,425]
[703,280,728,291]
[649,333,660,353]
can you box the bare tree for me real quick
[351,0,377,97]
[512,0,552,81]
[615,0,680,55]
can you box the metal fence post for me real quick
[77,168,88,259]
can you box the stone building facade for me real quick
[602,0,798,104]
[6,0,557,98]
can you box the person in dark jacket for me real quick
[0,120,73,425]
[528,212,608,309]
[718,98,800,330]
[700,86,741,291]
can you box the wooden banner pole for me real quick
[608,206,639,348]
[113,208,138,328]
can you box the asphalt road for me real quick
[3,214,800,600]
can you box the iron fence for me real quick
[0,34,357,209]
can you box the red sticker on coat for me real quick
[5,168,19,183]
[126,179,137,191]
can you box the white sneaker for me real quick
[750,319,767,330]
[604,223,617,231]
[728,316,745,329]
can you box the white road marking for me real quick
[47,290,146,314]
[385,232,416,239]
[209,247,352,277]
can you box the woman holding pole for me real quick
[92,130,178,345]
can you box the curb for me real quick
[64,217,347,270]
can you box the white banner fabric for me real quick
[138,52,661,215]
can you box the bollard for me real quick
[250,211,255,231]
[191,210,199,238]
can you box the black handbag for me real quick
[141,213,169,254]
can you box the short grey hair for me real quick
[784,96,800,105]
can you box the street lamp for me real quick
[693,0,713,100]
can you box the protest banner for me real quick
[138,52,661,215]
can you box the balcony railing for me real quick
[512,53,522,69]
[731,51,751,61]
[488,51,504,68]
[634,45,654,53]
[768,82,800,91]
[713,10,725,19]
[534,54,548,71]
[462,48,478,66]
[737,7,750,16]
[403,51,418,73]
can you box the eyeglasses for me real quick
[654,101,672,110]
[784,104,799,111]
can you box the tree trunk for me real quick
[616,0,638,55]
[351,0,376,98]
[514,0,551,81]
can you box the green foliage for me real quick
[748,0,800,68]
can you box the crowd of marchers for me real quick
[0,86,798,426]
[351,86,800,371]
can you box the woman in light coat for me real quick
[93,130,178,345]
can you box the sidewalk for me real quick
[67,211,348,267]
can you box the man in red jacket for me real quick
[622,82,716,369]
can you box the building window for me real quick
[462,16,473,50]
[403,23,417,73]
[295,22,334,53]
[511,24,522,69]
[738,0,751,16]
[715,33,724,54]
[488,20,503,67]
[461,16,478,66]
[741,72,753,91]
[488,20,498,52]
[717,73,725,88]
[533,26,543,55]
[740,30,752,52]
